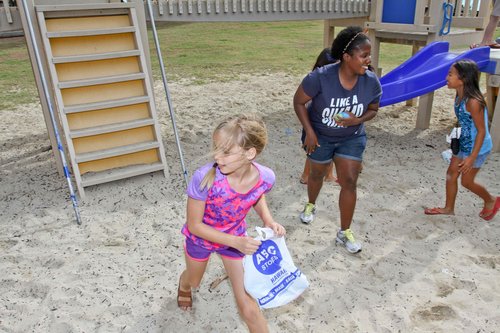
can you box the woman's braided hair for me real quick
[331,26,370,61]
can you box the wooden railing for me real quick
[2,0,370,36]
[367,0,489,33]
[448,0,489,28]
[148,0,370,22]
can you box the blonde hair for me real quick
[200,114,268,190]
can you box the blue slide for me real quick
[379,41,496,107]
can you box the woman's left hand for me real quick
[458,156,474,174]
[266,222,286,237]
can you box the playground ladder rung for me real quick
[64,96,150,114]
[75,141,160,163]
[46,26,136,38]
[36,3,134,12]
[80,162,165,187]
[70,118,155,139]
[52,50,141,64]
[59,73,146,89]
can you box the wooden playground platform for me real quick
[6,0,499,198]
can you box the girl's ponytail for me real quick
[199,163,217,190]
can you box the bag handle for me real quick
[255,226,275,240]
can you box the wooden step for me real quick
[76,141,160,163]
[52,50,141,64]
[70,118,155,138]
[59,73,145,89]
[69,118,154,139]
[64,96,150,114]
[80,162,165,187]
[46,26,135,38]
[36,3,133,12]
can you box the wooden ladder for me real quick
[35,2,168,198]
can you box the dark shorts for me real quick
[184,237,244,262]
[303,133,367,163]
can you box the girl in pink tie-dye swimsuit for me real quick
[177,115,285,333]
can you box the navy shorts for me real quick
[184,237,244,262]
[304,133,367,163]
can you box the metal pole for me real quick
[20,0,82,225]
[146,0,189,188]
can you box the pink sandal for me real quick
[481,197,500,221]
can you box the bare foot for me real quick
[424,207,454,215]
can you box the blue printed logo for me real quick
[252,240,282,275]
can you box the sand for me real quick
[1,72,499,332]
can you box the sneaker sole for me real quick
[300,216,314,224]
[335,238,362,254]
[299,209,315,224]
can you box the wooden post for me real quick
[490,101,500,152]
[323,19,334,49]
[416,91,434,129]
[366,0,382,75]
[486,73,500,152]
[3,0,13,23]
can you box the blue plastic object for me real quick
[439,2,454,36]
[382,0,417,24]
[334,111,349,121]
[379,41,495,107]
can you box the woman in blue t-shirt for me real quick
[293,26,382,254]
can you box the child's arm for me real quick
[293,85,317,155]
[253,194,286,237]
[461,98,487,173]
[186,197,261,255]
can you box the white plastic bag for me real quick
[441,149,452,164]
[243,227,309,309]
[446,127,461,144]
[443,127,461,164]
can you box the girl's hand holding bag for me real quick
[243,227,309,309]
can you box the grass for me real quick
[0,37,37,109]
[149,21,328,82]
[0,21,498,109]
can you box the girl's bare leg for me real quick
[178,252,209,310]
[221,257,269,333]
[442,156,462,214]
[460,168,496,213]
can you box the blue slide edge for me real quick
[379,42,495,107]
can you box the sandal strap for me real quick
[178,289,191,298]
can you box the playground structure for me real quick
[364,0,492,131]
[8,0,500,202]
[18,0,169,199]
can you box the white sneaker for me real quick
[299,203,316,224]
[336,229,362,253]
